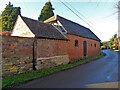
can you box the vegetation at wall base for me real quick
[2,52,106,88]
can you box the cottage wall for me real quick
[65,34,100,60]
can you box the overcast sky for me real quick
[0,0,119,41]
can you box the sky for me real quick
[0,0,119,41]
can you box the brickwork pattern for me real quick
[2,36,69,76]
[36,55,69,69]
[2,36,33,76]
[66,34,100,60]
[37,39,68,58]
[2,35,100,76]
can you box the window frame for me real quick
[91,44,92,46]
[94,43,96,47]
[75,40,78,47]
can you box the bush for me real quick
[101,46,107,50]
[115,47,118,50]
[112,47,118,50]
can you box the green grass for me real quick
[2,52,106,88]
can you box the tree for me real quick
[8,7,21,30]
[108,40,113,49]
[108,33,118,49]
[113,33,117,38]
[2,2,21,31]
[112,37,119,49]
[2,2,13,31]
[38,0,54,22]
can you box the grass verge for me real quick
[2,52,106,88]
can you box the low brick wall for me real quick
[2,36,69,76]
[36,55,69,69]
[2,55,33,76]
[2,34,100,76]
[2,36,34,76]
[2,36,33,58]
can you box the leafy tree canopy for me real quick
[2,2,21,31]
[113,33,117,38]
[108,33,118,49]
[38,0,54,22]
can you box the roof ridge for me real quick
[20,15,51,25]
[17,15,68,40]
[56,15,90,30]
[56,15,101,41]
[44,15,56,23]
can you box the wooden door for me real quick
[83,41,87,56]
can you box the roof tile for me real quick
[21,16,68,40]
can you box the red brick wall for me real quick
[2,36,68,76]
[2,35,100,76]
[37,39,68,58]
[2,36,33,58]
[65,34,100,60]
[2,36,34,76]
[2,36,68,58]
[2,35,100,60]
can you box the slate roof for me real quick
[45,15,101,41]
[21,16,68,40]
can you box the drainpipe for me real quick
[33,38,37,70]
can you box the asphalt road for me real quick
[14,50,119,88]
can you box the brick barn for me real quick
[10,15,69,70]
[2,15,101,76]
[11,15,101,61]
[44,15,101,60]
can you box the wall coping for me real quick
[37,55,68,61]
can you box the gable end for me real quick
[11,15,35,37]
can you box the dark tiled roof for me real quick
[57,15,101,41]
[21,16,68,40]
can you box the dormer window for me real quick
[58,25,66,32]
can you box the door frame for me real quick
[83,41,87,57]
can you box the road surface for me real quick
[14,50,119,88]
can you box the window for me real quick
[58,26,66,32]
[91,44,92,46]
[75,40,78,47]
[95,43,96,47]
